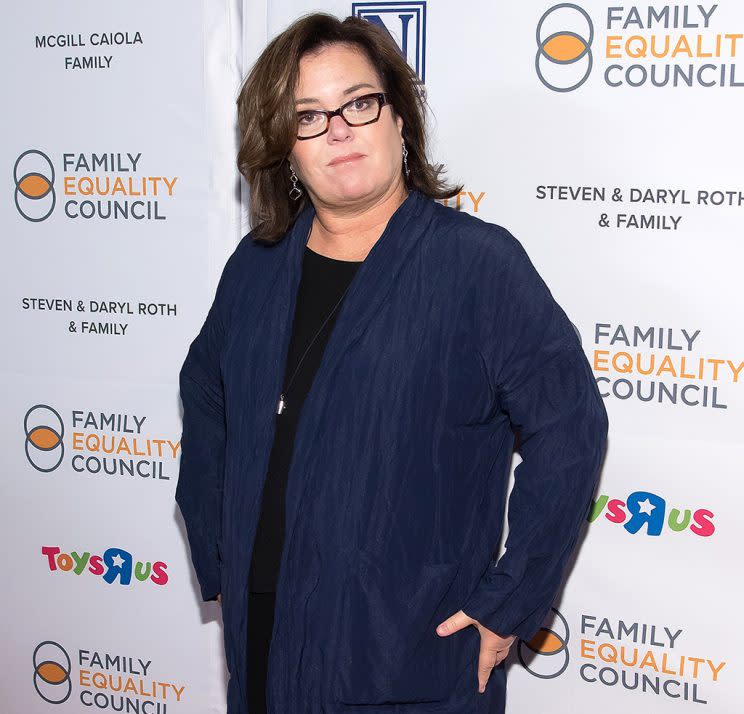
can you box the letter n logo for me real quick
[352,2,427,81]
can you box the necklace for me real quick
[276,260,358,415]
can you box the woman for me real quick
[176,12,608,714]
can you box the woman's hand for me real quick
[435,610,516,694]
[216,593,222,605]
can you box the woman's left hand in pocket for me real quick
[435,610,516,694]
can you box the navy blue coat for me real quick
[176,189,608,713]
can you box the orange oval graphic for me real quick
[37,661,68,684]
[543,34,586,62]
[527,629,563,654]
[29,426,60,450]
[19,174,51,199]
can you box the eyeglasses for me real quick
[296,92,389,140]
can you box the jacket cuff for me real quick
[199,572,221,603]
[460,577,548,642]
[185,530,221,602]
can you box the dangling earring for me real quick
[288,162,303,200]
[402,140,410,180]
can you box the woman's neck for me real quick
[306,180,409,261]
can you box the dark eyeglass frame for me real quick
[295,92,389,140]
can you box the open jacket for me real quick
[175,189,609,713]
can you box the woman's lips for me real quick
[328,153,365,166]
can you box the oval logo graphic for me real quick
[14,149,56,222]
[33,640,72,704]
[536,4,593,92]
[25,404,65,473]
[517,607,570,678]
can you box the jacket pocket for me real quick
[334,547,462,705]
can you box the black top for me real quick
[248,244,364,592]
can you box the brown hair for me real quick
[236,12,463,244]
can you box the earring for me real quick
[288,162,303,200]
[402,140,410,180]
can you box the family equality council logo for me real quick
[13,148,178,222]
[33,640,187,708]
[517,608,726,704]
[536,3,594,91]
[23,403,180,482]
[536,2,743,91]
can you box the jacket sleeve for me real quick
[175,248,239,603]
[460,228,609,642]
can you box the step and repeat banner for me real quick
[2,1,741,712]
[2,1,244,712]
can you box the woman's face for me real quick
[288,42,405,210]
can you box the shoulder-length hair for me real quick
[236,12,463,244]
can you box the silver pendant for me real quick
[276,394,286,415]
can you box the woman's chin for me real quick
[327,180,383,206]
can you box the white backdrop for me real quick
[2,1,244,711]
[2,0,741,712]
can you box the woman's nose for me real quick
[327,114,352,141]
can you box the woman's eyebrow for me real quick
[295,82,376,106]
